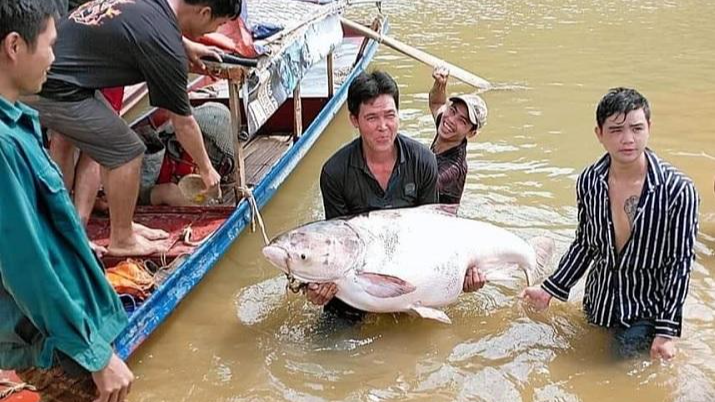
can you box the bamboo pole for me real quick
[341,17,492,91]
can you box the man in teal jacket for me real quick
[0,1,133,401]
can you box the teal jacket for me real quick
[0,96,127,372]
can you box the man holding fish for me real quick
[290,71,488,320]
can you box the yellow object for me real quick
[177,174,221,205]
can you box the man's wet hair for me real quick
[596,87,651,128]
[186,0,242,19]
[0,0,57,51]
[347,70,400,116]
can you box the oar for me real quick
[341,17,492,91]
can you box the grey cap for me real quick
[449,94,488,130]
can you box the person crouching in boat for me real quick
[137,102,236,206]
[428,65,488,292]
[25,0,242,257]
[0,1,133,401]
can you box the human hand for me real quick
[432,65,450,86]
[91,352,134,402]
[650,336,677,360]
[183,37,223,73]
[518,286,553,311]
[463,265,487,292]
[306,282,338,306]
[199,165,221,193]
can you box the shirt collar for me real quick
[0,96,42,140]
[595,148,664,191]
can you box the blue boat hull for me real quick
[115,21,388,359]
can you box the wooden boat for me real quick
[0,1,386,399]
[105,14,386,362]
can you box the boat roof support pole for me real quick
[327,50,334,98]
[229,79,248,204]
[293,83,303,142]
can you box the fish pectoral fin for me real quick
[355,272,416,298]
[410,306,452,324]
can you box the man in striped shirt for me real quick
[521,88,699,360]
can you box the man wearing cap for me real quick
[428,66,489,293]
[429,66,488,205]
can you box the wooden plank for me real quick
[293,84,303,142]
[244,135,292,185]
[228,80,247,203]
[327,50,334,98]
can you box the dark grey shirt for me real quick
[40,0,191,116]
[319,133,438,319]
[320,133,439,220]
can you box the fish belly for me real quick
[333,208,535,313]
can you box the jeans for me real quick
[611,319,656,359]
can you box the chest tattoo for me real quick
[624,195,639,227]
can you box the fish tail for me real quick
[527,236,556,284]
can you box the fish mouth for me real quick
[262,245,290,274]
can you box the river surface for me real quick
[131,1,715,400]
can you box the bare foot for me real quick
[107,233,167,257]
[132,222,169,240]
[89,241,107,259]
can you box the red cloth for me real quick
[157,150,195,184]
[100,87,125,113]
[198,18,259,58]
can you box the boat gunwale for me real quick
[115,20,388,359]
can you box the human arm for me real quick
[91,353,134,402]
[0,145,114,373]
[429,66,449,119]
[304,164,350,305]
[538,175,595,302]
[521,175,595,308]
[653,183,699,344]
[169,112,221,191]
[183,36,222,73]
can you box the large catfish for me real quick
[262,204,554,324]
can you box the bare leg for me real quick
[48,131,77,190]
[150,183,191,207]
[103,155,166,257]
[73,153,101,227]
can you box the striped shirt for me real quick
[542,149,699,338]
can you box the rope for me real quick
[238,186,270,245]
[0,380,37,399]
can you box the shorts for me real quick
[15,366,97,402]
[26,92,146,169]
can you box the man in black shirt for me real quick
[308,71,486,319]
[28,0,240,256]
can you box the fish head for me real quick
[262,220,364,283]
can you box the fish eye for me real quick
[300,254,307,260]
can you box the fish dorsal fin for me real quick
[417,203,459,217]
[355,272,416,298]
[410,306,452,324]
